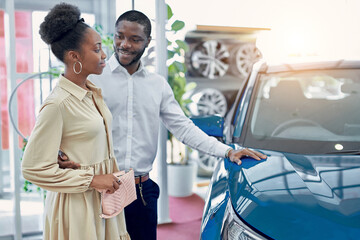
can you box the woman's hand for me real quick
[90,174,122,194]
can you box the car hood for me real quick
[227,151,360,240]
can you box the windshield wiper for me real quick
[325,150,360,155]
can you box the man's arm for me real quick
[22,103,94,193]
[159,79,267,164]
[58,150,81,169]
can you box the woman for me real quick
[21,3,130,240]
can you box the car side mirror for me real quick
[190,115,224,137]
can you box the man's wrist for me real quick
[225,148,232,158]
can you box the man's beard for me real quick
[114,46,146,67]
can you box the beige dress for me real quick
[22,76,130,240]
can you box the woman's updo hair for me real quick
[39,3,90,62]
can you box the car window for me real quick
[241,69,360,154]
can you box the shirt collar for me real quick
[86,80,103,97]
[58,75,99,101]
[108,53,148,77]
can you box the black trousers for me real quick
[125,178,160,240]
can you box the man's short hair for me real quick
[115,10,151,38]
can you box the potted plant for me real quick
[165,4,197,197]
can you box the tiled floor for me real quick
[0,194,43,240]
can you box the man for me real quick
[59,10,266,240]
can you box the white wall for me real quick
[117,0,360,62]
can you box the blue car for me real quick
[192,60,360,240]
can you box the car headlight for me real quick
[221,200,267,240]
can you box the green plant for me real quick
[48,66,63,78]
[166,3,196,165]
[94,24,114,56]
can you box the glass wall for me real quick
[0,1,114,239]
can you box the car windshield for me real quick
[242,68,360,154]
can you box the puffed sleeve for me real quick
[21,102,94,193]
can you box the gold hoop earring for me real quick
[73,61,82,74]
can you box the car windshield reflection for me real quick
[242,69,360,154]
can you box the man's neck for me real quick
[124,62,140,75]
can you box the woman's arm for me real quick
[21,102,94,193]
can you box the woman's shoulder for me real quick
[41,86,71,109]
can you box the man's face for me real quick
[113,20,150,69]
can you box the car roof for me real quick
[258,59,360,73]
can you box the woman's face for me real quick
[78,28,107,75]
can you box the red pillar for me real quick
[0,10,35,149]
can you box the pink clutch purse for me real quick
[97,169,137,219]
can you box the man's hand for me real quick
[228,148,267,165]
[58,151,81,169]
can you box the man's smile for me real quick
[117,49,135,56]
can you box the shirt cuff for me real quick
[225,148,233,158]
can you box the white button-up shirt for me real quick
[89,54,229,175]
